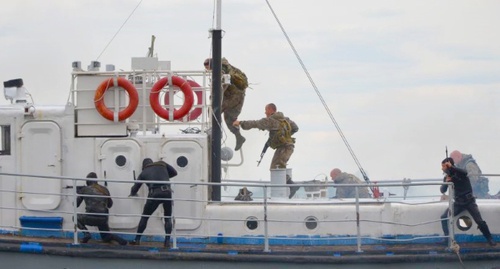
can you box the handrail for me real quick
[0,171,495,252]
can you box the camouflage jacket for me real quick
[77,184,112,214]
[333,172,371,198]
[240,112,298,149]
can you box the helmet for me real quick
[86,172,98,186]
[142,158,153,170]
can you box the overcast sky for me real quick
[1,1,500,195]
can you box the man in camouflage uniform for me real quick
[450,150,491,199]
[204,58,248,151]
[77,172,127,245]
[330,168,371,198]
[233,103,300,198]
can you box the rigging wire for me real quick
[264,0,371,183]
[95,0,144,61]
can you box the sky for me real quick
[1,0,500,195]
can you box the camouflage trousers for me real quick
[222,88,245,135]
[270,144,294,170]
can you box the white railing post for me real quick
[448,184,455,248]
[171,183,178,249]
[355,186,362,253]
[72,178,79,245]
[263,185,270,252]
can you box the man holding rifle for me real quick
[233,103,300,198]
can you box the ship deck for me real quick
[0,234,497,265]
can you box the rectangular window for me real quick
[0,125,11,155]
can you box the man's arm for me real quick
[166,163,178,178]
[440,176,449,194]
[238,118,273,131]
[448,166,468,179]
[130,174,143,196]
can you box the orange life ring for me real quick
[150,76,194,120]
[94,77,139,122]
[164,80,203,121]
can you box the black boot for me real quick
[164,236,170,248]
[129,235,141,246]
[287,176,300,199]
[235,133,246,151]
[478,221,496,247]
[80,232,91,244]
[114,235,128,246]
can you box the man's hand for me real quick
[232,120,240,127]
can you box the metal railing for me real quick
[0,171,496,252]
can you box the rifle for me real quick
[257,140,270,167]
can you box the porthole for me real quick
[177,156,188,167]
[245,216,258,230]
[115,155,127,167]
[457,215,472,231]
[305,216,318,230]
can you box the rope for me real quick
[449,240,466,269]
[95,0,144,61]
[265,0,370,183]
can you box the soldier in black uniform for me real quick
[129,158,177,247]
[440,157,496,246]
[77,172,127,245]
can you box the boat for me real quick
[0,1,499,269]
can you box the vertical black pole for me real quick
[211,29,222,201]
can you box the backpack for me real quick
[229,66,248,90]
[269,119,294,149]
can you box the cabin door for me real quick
[160,140,203,230]
[20,121,62,210]
[99,139,143,229]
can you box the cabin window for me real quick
[0,125,11,155]
[176,156,188,168]
[115,155,127,167]
[457,215,472,231]
[245,216,258,230]
[305,216,318,230]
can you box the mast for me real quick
[210,0,222,201]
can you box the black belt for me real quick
[150,185,170,192]
[456,192,474,201]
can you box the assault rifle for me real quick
[257,140,270,167]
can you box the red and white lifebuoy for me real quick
[150,76,194,120]
[164,80,203,121]
[94,77,139,122]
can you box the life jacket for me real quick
[269,119,294,149]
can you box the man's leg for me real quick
[467,202,496,246]
[97,220,127,246]
[224,109,245,151]
[270,145,299,198]
[77,214,91,243]
[161,194,173,248]
[130,195,161,245]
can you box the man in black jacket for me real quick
[77,172,127,245]
[129,158,177,247]
[440,157,496,246]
